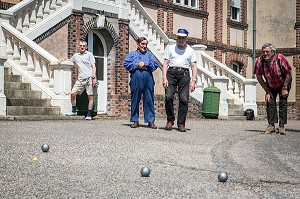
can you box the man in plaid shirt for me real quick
[254,43,293,135]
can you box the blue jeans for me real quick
[267,86,289,125]
[165,68,190,126]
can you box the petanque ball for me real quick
[141,167,151,177]
[218,171,228,182]
[41,144,49,152]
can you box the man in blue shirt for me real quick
[124,37,158,128]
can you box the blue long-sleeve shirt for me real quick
[123,50,158,73]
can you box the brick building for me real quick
[0,0,299,119]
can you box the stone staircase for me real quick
[4,67,63,120]
[226,99,247,120]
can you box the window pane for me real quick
[173,0,198,8]
[191,0,195,7]
[93,33,104,57]
[231,7,239,21]
[96,58,104,81]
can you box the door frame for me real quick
[87,30,108,113]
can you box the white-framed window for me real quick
[230,0,240,22]
[231,62,242,74]
[173,0,199,9]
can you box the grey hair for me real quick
[262,43,276,53]
[136,37,147,44]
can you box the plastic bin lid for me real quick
[203,86,221,93]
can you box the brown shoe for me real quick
[130,121,139,128]
[278,126,286,135]
[148,122,157,129]
[262,124,276,134]
[165,121,174,130]
[178,124,186,132]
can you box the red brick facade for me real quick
[214,0,223,45]
[294,0,300,119]
[201,0,208,40]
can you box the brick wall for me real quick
[226,1,230,45]
[242,0,248,48]
[68,11,84,85]
[201,0,208,40]
[215,0,223,44]
[106,18,131,116]
[157,6,164,30]
[294,0,300,119]
[166,9,173,35]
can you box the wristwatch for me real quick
[91,77,96,79]
[192,78,197,82]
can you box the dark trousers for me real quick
[267,86,289,125]
[165,68,190,126]
[130,69,155,123]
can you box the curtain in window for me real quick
[230,0,240,8]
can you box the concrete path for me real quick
[0,118,299,198]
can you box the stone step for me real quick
[228,103,243,109]
[228,109,245,116]
[4,82,31,90]
[4,90,42,99]
[4,74,22,82]
[6,106,61,116]
[6,98,51,106]
[0,115,86,121]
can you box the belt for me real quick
[168,67,189,71]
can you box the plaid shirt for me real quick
[254,53,292,89]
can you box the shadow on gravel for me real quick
[245,128,300,134]
[286,128,300,133]
[244,129,263,133]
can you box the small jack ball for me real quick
[141,167,151,177]
[41,144,49,152]
[218,171,228,182]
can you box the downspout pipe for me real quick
[252,0,256,78]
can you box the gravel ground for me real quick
[0,118,299,199]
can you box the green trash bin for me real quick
[76,91,97,117]
[202,86,221,119]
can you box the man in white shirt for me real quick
[162,29,197,132]
[66,40,97,120]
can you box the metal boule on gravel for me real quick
[140,167,151,177]
[218,171,228,182]
[41,144,50,152]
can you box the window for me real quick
[230,0,240,22]
[173,0,198,9]
[232,62,242,74]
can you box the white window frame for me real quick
[230,0,241,22]
[173,0,199,9]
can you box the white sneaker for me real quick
[66,112,77,116]
[85,116,92,120]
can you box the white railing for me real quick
[128,0,169,63]
[5,0,69,34]
[1,22,73,114]
[194,45,258,115]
